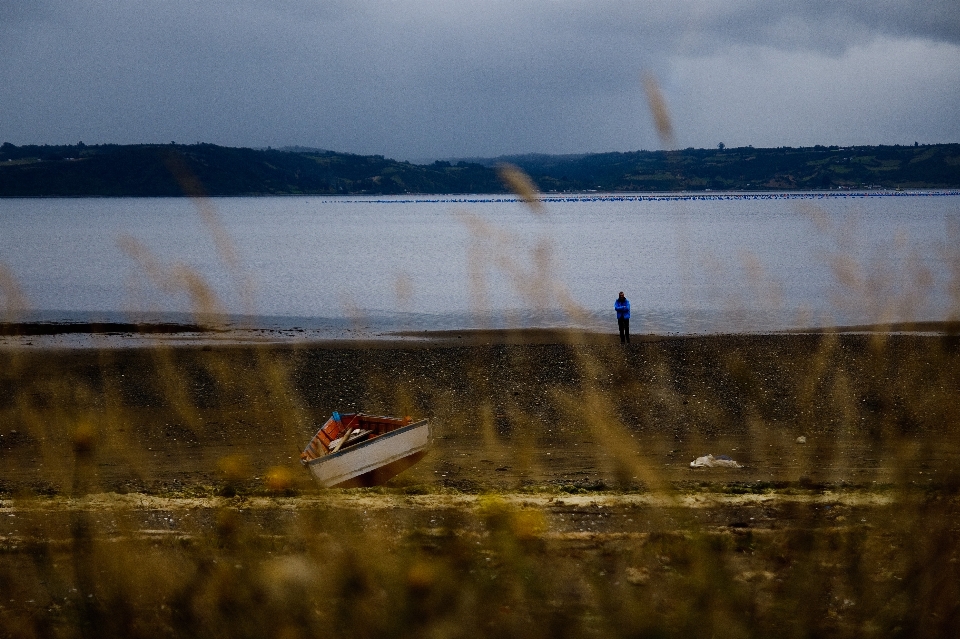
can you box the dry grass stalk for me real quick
[497,163,545,214]
[642,71,674,148]
[1,165,959,639]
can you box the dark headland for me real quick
[2,141,959,196]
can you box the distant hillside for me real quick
[489,144,960,192]
[0,143,502,197]
[1,142,958,196]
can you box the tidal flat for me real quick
[1,330,958,638]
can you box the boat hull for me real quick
[303,419,431,488]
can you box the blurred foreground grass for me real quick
[2,332,959,639]
[1,170,960,637]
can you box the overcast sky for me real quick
[2,1,959,160]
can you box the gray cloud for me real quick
[1,1,958,158]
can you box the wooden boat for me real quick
[300,412,431,488]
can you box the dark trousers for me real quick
[618,317,630,343]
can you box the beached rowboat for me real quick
[300,412,431,488]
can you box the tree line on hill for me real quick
[1,141,958,197]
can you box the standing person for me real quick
[615,291,630,344]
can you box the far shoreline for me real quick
[1,320,958,351]
[2,189,959,201]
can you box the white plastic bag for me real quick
[690,454,741,469]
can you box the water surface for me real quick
[1,192,957,334]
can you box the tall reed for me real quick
[1,157,958,639]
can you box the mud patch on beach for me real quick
[1,333,959,496]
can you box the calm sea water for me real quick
[1,192,958,334]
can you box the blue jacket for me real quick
[615,297,630,319]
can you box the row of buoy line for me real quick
[326,190,960,205]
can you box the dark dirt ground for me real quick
[2,330,960,639]
[1,329,959,497]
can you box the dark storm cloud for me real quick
[1,1,958,157]
[669,0,960,51]
[0,0,42,23]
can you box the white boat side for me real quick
[304,419,431,487]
